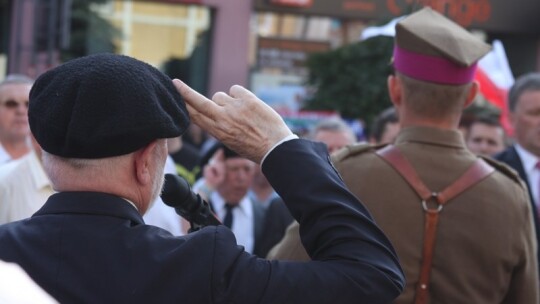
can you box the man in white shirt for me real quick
[0,135,53,224]
[0,75,33,164]
[143,155,187,236]
[0,136,186,234]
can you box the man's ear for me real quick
[464,81,479,108]
[509,111,517,129]
[134,141,158,186]
[388,75,402,107]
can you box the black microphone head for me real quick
[161,174,192,208]
[161,174,222,229]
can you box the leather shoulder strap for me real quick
[376,145,495,304]
[376,145,495,204]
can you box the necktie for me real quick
[223,203,235,229]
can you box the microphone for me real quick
[161,173,222,232]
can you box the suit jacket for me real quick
[495,145,540,271]
[0,139,404,304]
[209,194,265,255]
[254,197,293,257]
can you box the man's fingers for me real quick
[212,92,232,107]
[173,79,216,116]
[229,85,256,100]
[185,103,215,133]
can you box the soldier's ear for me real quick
[464,81,479,108]
[387,75,403,107]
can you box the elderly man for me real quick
[0,54,403,303]
[195,142,293,257]
[200,143,262,253]
[309,117,357,153]
[0,75,33,164]
[495,72,540,274]
[268,7,538,303]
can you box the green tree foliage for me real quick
[62,0,120,61]
[0,0,9,55]
[303,36,394,127]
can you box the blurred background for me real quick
[1,0,539,138]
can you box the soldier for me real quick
[268,7,538,303]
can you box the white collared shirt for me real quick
[0,143,11,165]
[143,155,186,236]
[515,144,540,206]
[0,150,54,224]
[210,191,254,253]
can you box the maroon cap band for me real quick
[393,45,477,85]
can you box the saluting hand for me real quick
[173,79,292,164]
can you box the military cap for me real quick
[393,7,491,85]
[29,53,190,159]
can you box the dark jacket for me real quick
[495,145,540,272]
[0,139,404,304]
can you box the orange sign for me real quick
[270,0,314,7]
[386,0,491,27]
[254,0,540,33]
[343,1,376,12]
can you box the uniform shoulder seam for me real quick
[332,142,387,162]
[480,156,524,186]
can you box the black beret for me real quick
[29,53,189,158]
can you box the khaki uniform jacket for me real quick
[268,126,539,304]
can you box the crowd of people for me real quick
[0,6,538,304]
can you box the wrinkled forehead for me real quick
[224,157,255,169]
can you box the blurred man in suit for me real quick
[495,72,540,274]
[198,143,293,257]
